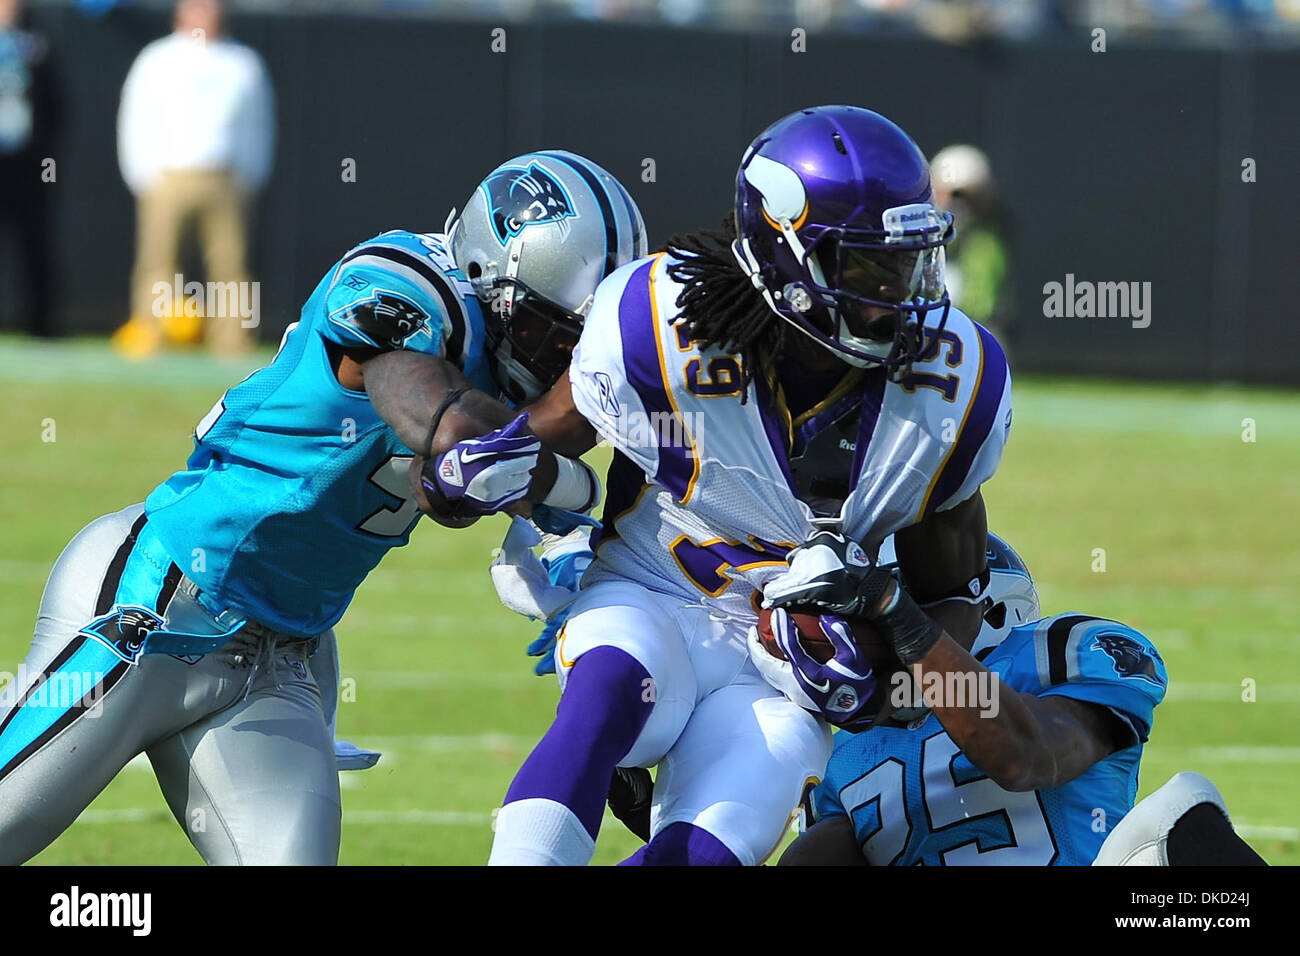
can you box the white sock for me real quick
[487,798,596,866]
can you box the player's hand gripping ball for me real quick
[762,529,885,618]
[766,528,944,668]
[747,607,886,731]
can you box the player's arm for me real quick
[779,817,868,867]
[355,351,595,460]
[767,531,1132,791]
[328,345,578,527]
[365,350,603,521]
[350,348,515,456]
[893,490,988,649]
[520,369,599,459]
[910,633,1132,792]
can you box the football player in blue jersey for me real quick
[0,151,646,865]
[775,534,1266,866]
[775,533,1168,865]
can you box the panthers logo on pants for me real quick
[79,605,165,665]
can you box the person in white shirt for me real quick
[116,0,274,356]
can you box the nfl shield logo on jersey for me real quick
[828,684,860,716]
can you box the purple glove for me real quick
[421,413,541,519]
[747,607,878,730]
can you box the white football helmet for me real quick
[448,150,647,403]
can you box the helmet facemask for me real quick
[777,204,954,379]
[483,276,585,405]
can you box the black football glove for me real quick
[765,530,943,666]
[607,766,653,843]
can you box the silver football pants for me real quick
[0,504,342,865]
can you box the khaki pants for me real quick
[131,169,254,356]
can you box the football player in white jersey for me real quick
[598,535,1263,867]
[425,106,1019,865]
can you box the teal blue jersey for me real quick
[811,613,1167,866]
[144,231,496,637]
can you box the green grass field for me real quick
[1,337,1296,865]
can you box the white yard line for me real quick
[1164,683,1300,702]
[1234,823,1300,841]
[1174,746,1300,764]
[343,671,541,689]
[349,732,530,752]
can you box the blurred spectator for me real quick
[0,0,61,338]
[930,144,1012,350]
[116,0,274,356]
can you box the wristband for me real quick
[423,386,472,457]
[871,583,944,666]
[542,457,600,512]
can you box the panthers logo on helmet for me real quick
[79,605,165,665]
[1094,633,1164,686]
[481,163,576,245]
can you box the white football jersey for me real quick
[569,252,1013,621]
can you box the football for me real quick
[755,604,911,723]
[755,604,901,674]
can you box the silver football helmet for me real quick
[448,150,647,403]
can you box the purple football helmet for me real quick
[732,106,955,376]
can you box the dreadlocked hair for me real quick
[662,216,785,400]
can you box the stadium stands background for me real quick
[9,0,1299,383]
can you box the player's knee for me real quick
[205,793,342,866]
[654,688,831,865]
[558,646,656,752]
[1093,771,1228,866]
[639,822,741,866]
[558,595,697,767]
[562,646,653,717]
